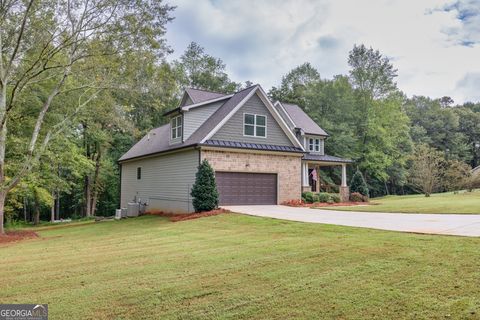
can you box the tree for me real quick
[190,160,219,212]
[268,62,320,106]
[444,160,472,193]
[408,144,445,197]
[348,44,398,99]
[0,0,174,233]
[174,42,240,93]
[350,170,369,197]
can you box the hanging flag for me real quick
[311,167,318,181]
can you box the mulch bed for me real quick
[146,208,230,222]
[0,230,39,244]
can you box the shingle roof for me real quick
[185,88,226,104]
[303,153,353,163]
[203,140,303,153]
[118,124,196,161]
[119,85,259,162]
[184,85,258,145]
[280,102,328,136]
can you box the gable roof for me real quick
[277,102,328,136]
[185,88,227,104]
[119,85,304,162]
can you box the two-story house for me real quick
[119,85,352,212]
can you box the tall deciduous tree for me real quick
[408,144,445,197]
[174,42,240,94]
[0,0,174,233]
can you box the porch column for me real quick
[315,165,320,192]
[302,162,310,192]
[341,164,347,187]
[340,163,349,202]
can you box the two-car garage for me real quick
[215,172,278,205]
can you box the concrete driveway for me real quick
[222,205,480,237]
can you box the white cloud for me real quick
[166,0,480,103]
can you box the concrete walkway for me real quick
[222,205,480,237]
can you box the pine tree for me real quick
[350,170,369,197]
[190,160,219,212]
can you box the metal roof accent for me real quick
[303,153,354,163]
[203,140,304,153]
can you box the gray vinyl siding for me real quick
[180,94,193,106]
[183,101,223,140]
[275,105,295,129]
[120,149,199,213]
[212,93,294,146]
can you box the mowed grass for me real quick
[328,190,480,214]
[1,214,479,319]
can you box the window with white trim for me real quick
[244,114,267,137]
[308,137,321,152]
[170,115,182,139]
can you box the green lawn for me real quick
[1,215,479,319]
[328,191,480,214]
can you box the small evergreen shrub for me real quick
[302,192,315,203]
[330,194,341,203]
[317,192,331,203]
[350,170,369,197]
[190,160,219,212]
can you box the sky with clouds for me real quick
[166,0,480,103]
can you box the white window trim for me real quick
[243,113,267,138]
[171,115,182,140]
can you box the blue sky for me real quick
[166,0,480,103]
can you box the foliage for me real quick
[350,170,369,197]
[317,193,331,203]
[350,192,368,202]
[443,160,472,193]
[174,42,240,93]
[408,144,445,197]
[190,160,219,212]
[302,192,315,203]
[330,194,341,203]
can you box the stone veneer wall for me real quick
[201,149,302,203]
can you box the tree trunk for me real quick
[23,197,27,222]
[33,199,40,225]
[56,190,60,220]
[84,175,91,217]
[0,191,6,234]
[50,191,55,222]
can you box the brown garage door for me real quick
[215,172,277,205]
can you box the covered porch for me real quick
[301,154,353,202]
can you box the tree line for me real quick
[1,1,479,232]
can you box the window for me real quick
[137,167,141,180]
[171,115,182,139]
[308,137,321,152]
[244,114,267,137]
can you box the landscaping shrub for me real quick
[350,170,369,197]
[317,192,331,203]
[350,192,368,202]
[330,194,341,203]
[190,160,219,212]
[302,192,315,203]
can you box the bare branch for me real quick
[5,0,35,77]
